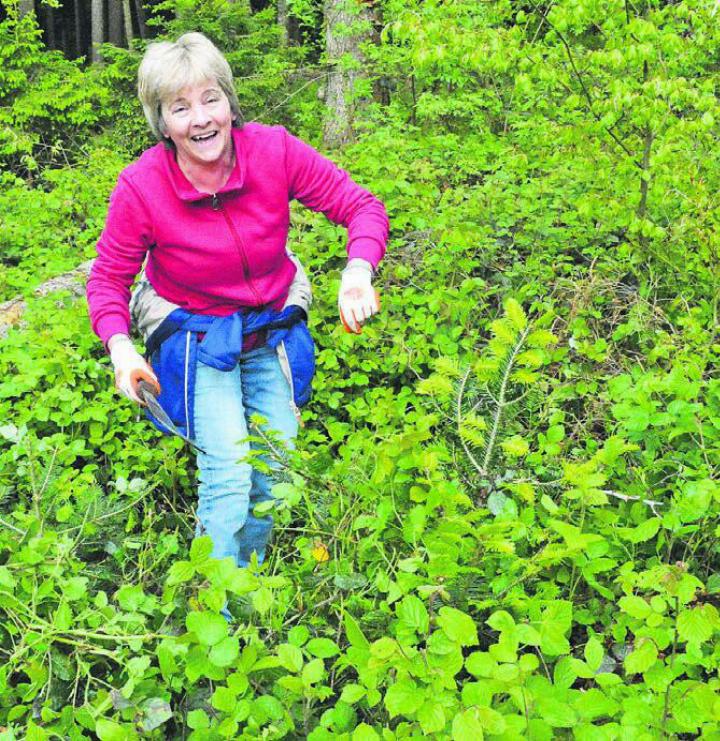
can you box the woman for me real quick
[86,32,388,585]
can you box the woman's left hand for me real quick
[338,258,379,333]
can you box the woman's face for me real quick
[161,78,235,171]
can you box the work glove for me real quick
[338,258,379,333]
[108,334,158,405]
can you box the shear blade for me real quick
[140,387,206,454]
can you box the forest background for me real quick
[1,0,720,737]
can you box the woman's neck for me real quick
[176,143,235,195]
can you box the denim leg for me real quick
[192,345,298,569]
[193,362,253,563]
[236,344,298,567]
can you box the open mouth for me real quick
[191,131,217,143]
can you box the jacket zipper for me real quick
[213,193,264,306]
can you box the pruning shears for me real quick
[340,289,381,334]
[129,369,206,454]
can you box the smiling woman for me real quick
[138,34,239,194]
[85,32,389,620]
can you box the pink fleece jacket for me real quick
[87,123,389,346]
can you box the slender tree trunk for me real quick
[18,0,34,17]
[91,0,105,62]
[42,5,56,48]
[122,0,134,45]
[134,0,147,39]
[108,0,124,46]
[74,0,84,58]
[323,0,374,148]
[277,0,289,46]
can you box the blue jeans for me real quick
[193,343,299,568]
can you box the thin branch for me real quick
[526,0,638,163]
[457,367,486,478]
[602,488,663,516]
[481,326,531,476]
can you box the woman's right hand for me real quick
[108,334,158,405]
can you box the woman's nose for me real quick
[190,105,211,127]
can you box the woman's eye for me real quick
[172,106,187,114]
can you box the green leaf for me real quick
[553,657,577,689]
[626,518,661,543]
[535,698,577,727]
[96,719,136,741]
[624,639,658,675]
[186,611,228,646]
[584,637,604,673]
[277,643,304,673]
[187,709,209,730]
[302,658,325,686]
[190,536,213,565]
[306,637,340,658]
[340,683,366,704]
[437,607,478,646]
[166,560,195,585]
[397,595,429,634]
[288,625,310,647]
[209,636,240,667]
[619,595,651,620]
[452,709,484,740]
[384,679,424,717]
[487,611,515,633]
[212,686,237,713]
[370,637,397,659]
[540,624,570,656]
[64,577,88,601]
[54,601,72,631]
[252,586,273,614]
[466,651,497,677]
[418,700,446,734]
[344,611,370,650]
[352,724,380,740]
[677,607,714,645]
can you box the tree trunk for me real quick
[277,0,289,46]
[18,0,34,17]
[134,0,147,39]
[91,0,105,62]
[108,0,124,46]
[122,0,134,45]
[74,0,84,58]
[323,0,374,148]
[42,5,56,48]
[0,261,93,341]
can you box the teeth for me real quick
[192,132,216,142]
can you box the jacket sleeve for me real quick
[86,173,154,347]
[282,127,389,270]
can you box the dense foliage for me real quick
[2,0,720,737]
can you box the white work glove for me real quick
[338,258,379,333]
[108,334,158,405]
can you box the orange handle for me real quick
[129,368,161,398]
[340,290,381,334]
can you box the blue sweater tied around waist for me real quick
[144,305,315,440]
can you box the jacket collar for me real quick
[162,126,246,203]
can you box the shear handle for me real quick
[129,368,161,403]
[340,289,381,334]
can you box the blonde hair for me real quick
[137,32,242,140]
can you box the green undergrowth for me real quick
[3,0,720,737]
[1,230,720,738]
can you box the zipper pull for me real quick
[212,193,220,210]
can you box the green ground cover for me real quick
[2,0,720,737]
